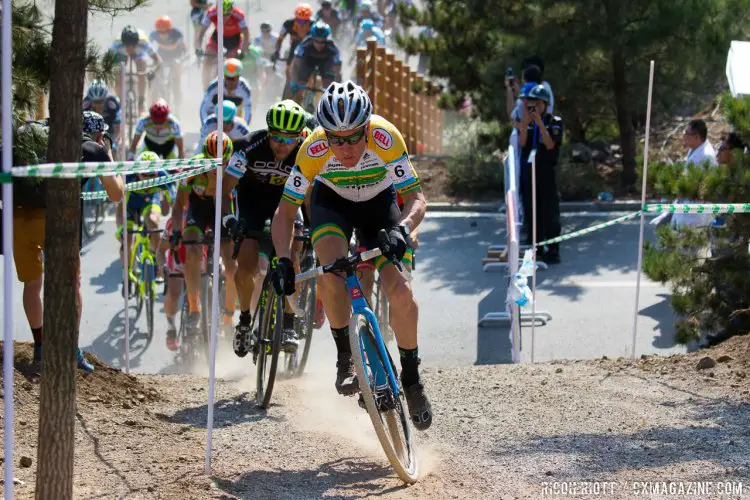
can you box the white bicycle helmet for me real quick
[87,79,109,100]
[316,80,373,132]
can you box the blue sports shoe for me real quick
[77,348,94,374]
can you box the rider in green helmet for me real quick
[221,100,310,358]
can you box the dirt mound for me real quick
[2,341,161,408]
[590,334,750,396]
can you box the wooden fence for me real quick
[355,39,444,155]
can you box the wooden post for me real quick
[407,69,417,154]
[425,83,435,154]
[415,74,425,155]
[367,39,378,106]
[384,52,396,124]
[391,57,403,131]
[355,47,367,87]
[437,95,444,154]
[374,46,387,115]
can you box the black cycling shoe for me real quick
[358,386,397,412]
[335,352,359,395]
[186,312,201,332]
[234,321,254,358]
[403,382,433,431]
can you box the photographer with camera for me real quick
[518,84,563,264]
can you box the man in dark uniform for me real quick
[519,84,563,264]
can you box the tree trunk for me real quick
[611,49,637,189]
[35,0,88,496]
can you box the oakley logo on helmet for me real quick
[372,128,392,150]
[307,139,329,157]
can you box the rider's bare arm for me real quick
[399,188,426,234]
[272,201,298,260]
[241,27,251,51]
[195,25,209,50]
[151,51,163,70]
[100,175,125,203]
[175,137,185,158]
[129,132,143,156]
[221,174,239,218]
[171,188,188,232]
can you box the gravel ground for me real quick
[2,338,750,499]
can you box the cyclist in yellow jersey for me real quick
[271,80,432,431]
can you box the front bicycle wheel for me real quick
[292,277,316,377]
[200,272,213,359]
[349,313,419,484]
[374,276,392,344]
[82,180,98,239]
[256,278,282,409]
[143,258,156,344]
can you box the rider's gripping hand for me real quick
[222,214,238,232]
[169,229,182,248]
[271,257,295,296]
[147,70,156,82]
[271,50,280,63]
[380,227,407,262]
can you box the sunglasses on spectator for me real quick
[326,127,366,146]
[226,76,239,82]
[269,132,301,145]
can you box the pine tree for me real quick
[398,0,749,188]
[643,95,750,345]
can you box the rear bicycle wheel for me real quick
[255,278,282,409]
[349,313,419,484]
[177,288,191,366]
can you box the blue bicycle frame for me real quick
[346,273,401,399]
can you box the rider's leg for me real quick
[251,253,268,314]
[164,263,183,350]
[235,238,260,313]
[135,59,148,113]
[360,267,376,302]
[220,241,238,325]
[183,226,203,316]
[143,204,162,255]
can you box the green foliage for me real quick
[444,120,507,198]
[399,0,750,186]
[556,151,604,201]
[643,95,750,344]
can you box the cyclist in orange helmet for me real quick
[149,16,188,109]
[272,3,314,96]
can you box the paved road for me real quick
[7,3,684,372]
[1,209,684,374]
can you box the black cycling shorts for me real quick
[309,182,399,252]
[185,192,229,238]
[143,137,175,159]
[236,179,284,257]
[297,57,337,84]
[210,32,242,52]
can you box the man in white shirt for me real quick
[672,119,718,227]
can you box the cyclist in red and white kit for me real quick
[161,217,208,351]
[195,0,251,88]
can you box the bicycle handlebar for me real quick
[296,247,382,283]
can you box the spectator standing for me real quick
[672,119,718,227]
[12,113,123,373]
[518,84,563,264]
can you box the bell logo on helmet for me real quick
[373,128,392,150]
[307,139,329,157]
